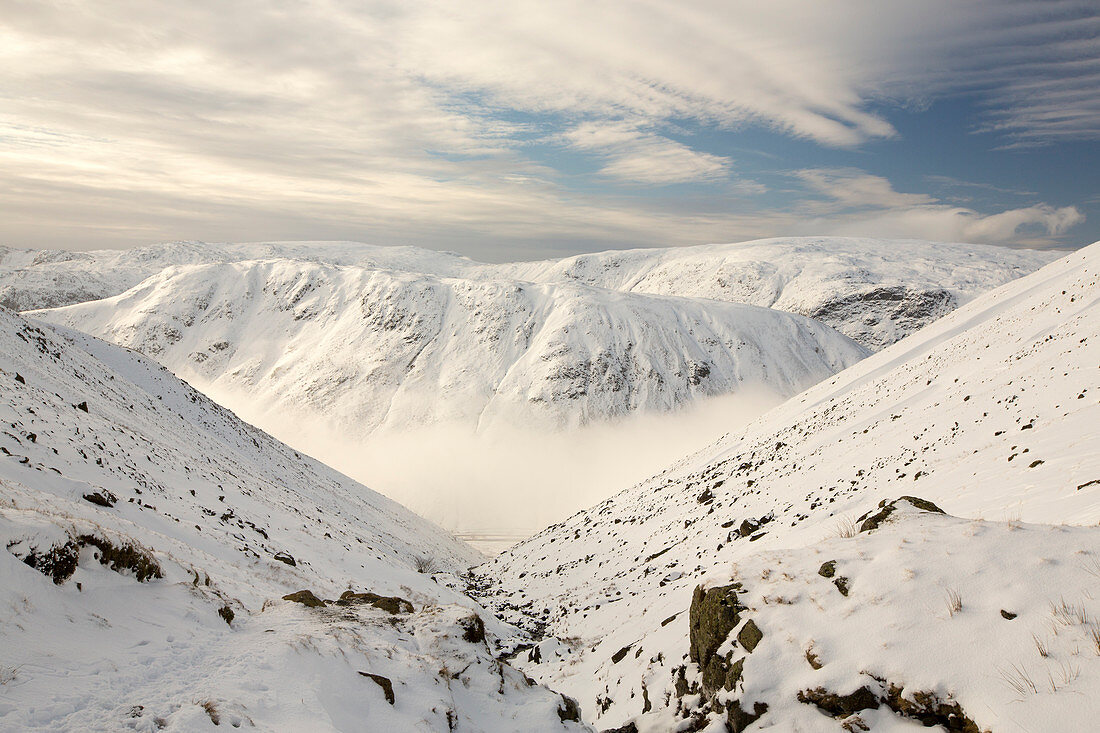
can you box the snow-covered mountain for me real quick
[473,243,1100,731]
[3,237,1057,350]
[0,241,475,312]
[34,259,867,438]
[495,237,1060,350]
[0,306,588,732]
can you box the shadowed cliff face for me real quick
[803,286,957,350]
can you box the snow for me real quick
[3,237,1056,351]
[474,242,1100,730]
[0,235,1090,731]
[31,259,867,532]
[8,237,1055,533]
[0,306,589,732]
[493,237,1060,350]
[33,259,866,437]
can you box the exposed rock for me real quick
[818,560,836,578]
[727,658,745,688]
[282,590,325,608]
[881,683,984,732]
[689,583,744,695]
[833,577,850,597]
[358,672,395,705]
[858,496,945,533]
[673,666,693,698]
[18,539,79,584]
[82,490,117,508]
[336,590,413,614]
[797,685,880,717]
[736,619,763,653]
[218,605,235,625]
[1000,609,1017,620]
[273,551,296,566]
[459,613,486,643]
[727,700,767,733]
[557,694,581,723]
[611,644,632,664]
[76,534,162,581]
[15,533,160,583]
[842,715,870,732]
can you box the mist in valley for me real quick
[203,385,784,548]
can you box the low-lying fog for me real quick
[202,386,784,553]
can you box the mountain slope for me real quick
[474,243,1100,730]
[0,241,475,312]
[34,259,868,437]
[0,307,588,732]
[495,237,1060,350]
[3,237,1057,351]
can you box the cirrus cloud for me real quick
[0,0,1094,255]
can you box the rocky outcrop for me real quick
[689,583,745,695]
[336,590,414,614]
[858,496,944,533]
[282,590,326,607]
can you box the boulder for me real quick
[282,590,325,607]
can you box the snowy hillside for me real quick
[34,259,867,438]
[496,237,1059,350]
[473,243,1100,731]
[0,307,589,732]
[0,241,474,312]
[3,237,1056,350]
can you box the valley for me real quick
[1,237,1096,732]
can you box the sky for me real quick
[1,0,1098,261]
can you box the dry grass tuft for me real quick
[1051,597,1091,627]
[945,587,963,617]
[998,663,1038,697]
[198,700,220,726]
[831,516,858,539]
[0,666,18,685]
[1087,620,1100,656]
[1033,634,1049,658]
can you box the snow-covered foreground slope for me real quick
[35,259,866,437]
[0,307,589,732]
[497,237,1059,350]
[3,238,1056,351]
[474,243,1100,731]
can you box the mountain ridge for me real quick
[3,236,1058,350]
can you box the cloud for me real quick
[561,122,733,184]
[0,1,1094,253]
[792,168,1085,246]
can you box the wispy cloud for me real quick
[0,1,1094,254]
[561,122,733,184]
[792,168,1084,247]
